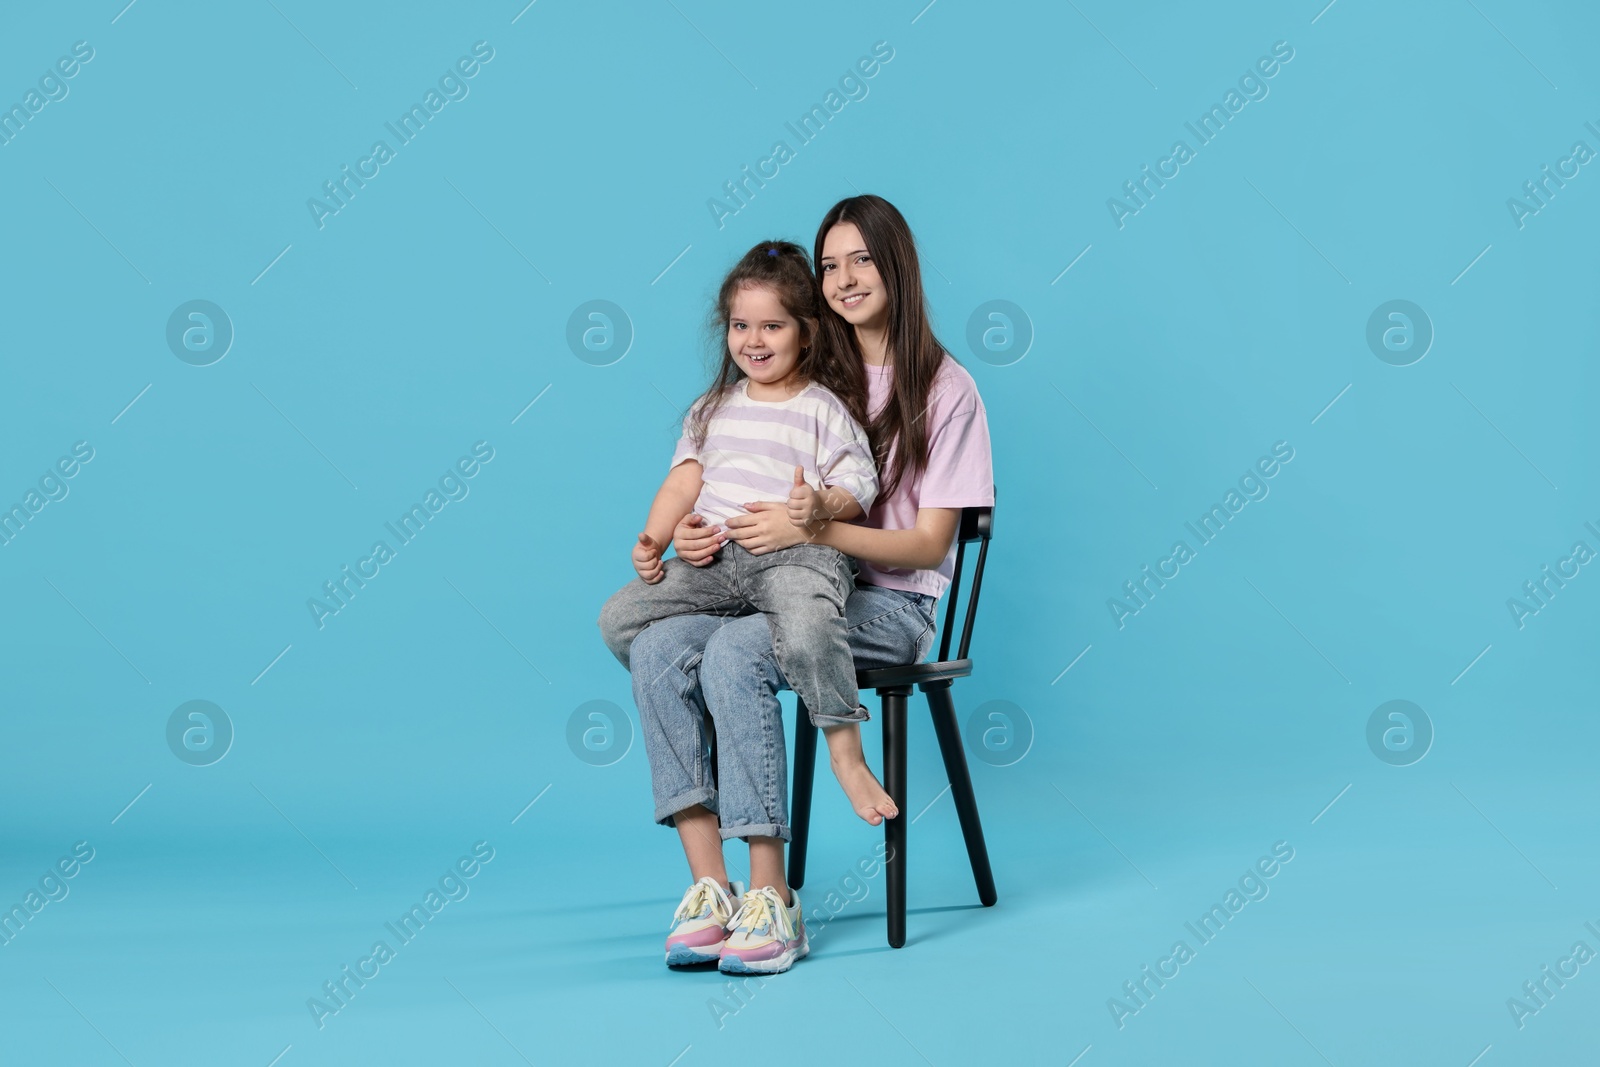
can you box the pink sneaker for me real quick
[719,887,808,975]
[665,877,743,967]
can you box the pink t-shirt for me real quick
[857,356,994,598]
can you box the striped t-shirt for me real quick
[670,379,878,527]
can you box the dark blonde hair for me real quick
[689,240,857,445]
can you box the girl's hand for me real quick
[673,513,723,566]
[724,501,807,555]
[786,467,821,529]
[632,532,665,583]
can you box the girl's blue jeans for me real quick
[600,542,869,727]
[614,582,936,842]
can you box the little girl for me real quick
[599,240,881,973]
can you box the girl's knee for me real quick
[598,586,647,662]
[597,618,629,666]
[625,621,676,674]
[701,621,775,677]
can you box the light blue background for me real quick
[2,1,1597,1063]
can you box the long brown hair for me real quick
[813,195,948,500]
[689,240,851,446]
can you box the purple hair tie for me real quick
[767,247,779,256]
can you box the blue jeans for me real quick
[598,542,868,727]
[624,583,937,842]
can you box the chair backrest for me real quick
[937,499,994,663]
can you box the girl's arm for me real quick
[644,460,703,546]
[816,506,959,569]
[787,467,864,529]
[819,508,953,572]
[634,461,703,582]
[724,501,959,570]
[815,485,864,522]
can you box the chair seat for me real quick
[857,659,972,690]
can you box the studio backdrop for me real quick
[2,1,1597,1064]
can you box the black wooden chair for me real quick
[788,504,998,947]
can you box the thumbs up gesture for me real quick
[787,466,820,530]
[632,531,665,583]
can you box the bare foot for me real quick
[822,723,899,825]
[831,754,899,824]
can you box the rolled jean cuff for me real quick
[656,786,718,828]
[719,821,790,844]
[809,703,871,728]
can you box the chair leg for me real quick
[924,682,998,907]
[881,685,910,948]
[705,711,719,790]
[789,701,818,890]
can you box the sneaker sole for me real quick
[666,942,724,967]
[718,939,808,975]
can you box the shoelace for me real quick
[674,879,728,923]
[730,888,795,940]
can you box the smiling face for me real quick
[819,222,889,333]
[727,284,809,397]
